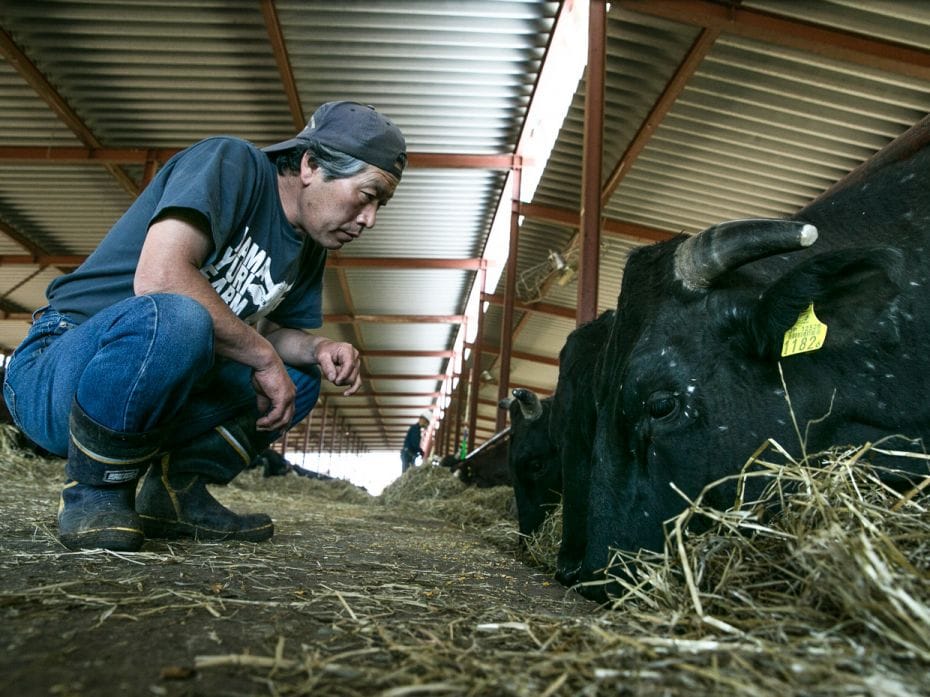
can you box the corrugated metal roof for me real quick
[0,0,928,457]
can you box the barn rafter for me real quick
[0,1,928,458]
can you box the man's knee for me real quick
[135,293,213,356]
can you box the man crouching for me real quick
[3,101,406,551]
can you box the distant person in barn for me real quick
[401,412,430,474]
[3,101,406,552]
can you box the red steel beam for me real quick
[0,29,138,197]
[0,254,86,267]
[476,344,559,368]
[496,165,521,431]
[328,392,442,398]
[618,0,930,81]
[324,314,465,324]
[577,0,606,326]
[0,146,512,170]
[327,256,485,270]
[333,407,435,412]
[467,267,487,451]
[483,293,576,319]
[518,202,676,243]
[600,27,719,206]
[260,0,305,131]
[364,349,455,358]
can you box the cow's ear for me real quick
[729,247,904,360]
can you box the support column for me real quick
[301,416,312,468]
[496,163,521,432]
[467,267,487,452]
[577,0,606,326]
[317,398,328,458]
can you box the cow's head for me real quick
[548,310,614,590]
[582,217,908,600]
[502,388,559,537]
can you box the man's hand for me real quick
[315,339,363,395]
[251,354,296,432]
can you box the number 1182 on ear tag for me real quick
[781,303,828,357]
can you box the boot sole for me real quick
[59,526,144,552]
[139,515,274,542]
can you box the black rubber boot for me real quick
[58,403,161,552]
[136,415,274,542]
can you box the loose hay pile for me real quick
[379,461,469,504]
[523,503,562,574]
[594,441,930,695]
[379,464,521,552]
[1,428,929,696]
[230,466,375,506]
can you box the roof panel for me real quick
[1,1,928,453]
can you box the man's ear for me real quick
[300,153,320,184]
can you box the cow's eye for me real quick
[528,459,546,476]
[646,391,678,420]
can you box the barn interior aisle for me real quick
[2,3,930,694]
[2,428,929,697]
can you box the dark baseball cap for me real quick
[263,101,407,179]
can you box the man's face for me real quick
[296,157,398,249]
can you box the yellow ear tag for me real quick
[781,303,828,357]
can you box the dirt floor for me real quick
[4,433,930,697]
[0,444,594,697]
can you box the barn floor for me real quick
[4,435,929,697]
[0,445,594,697]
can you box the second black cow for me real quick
[502,310,614,573]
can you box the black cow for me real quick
[453,430,512,488]
[581,137,930,598]
[438,454,460,469]
[248,449,292,477]
[292,466,334,481]
[501,388,558,537]
[550,310,614,587]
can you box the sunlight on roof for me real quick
[443,2,590,413]
[481,0,588,296]
[518,0,589,204]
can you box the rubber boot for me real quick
[136,415,274,542]
[58,403,161,552]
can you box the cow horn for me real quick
[512,388,543,421]
[674,219,818,291]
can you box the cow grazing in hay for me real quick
[500,312,614,568]
[453,429,512,488]
[579,131,930,600]
[250,449,292,477]
[549,310,614,588]
[501,388,559,538]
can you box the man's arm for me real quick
[134,214,295,431]
[259,321,363,396]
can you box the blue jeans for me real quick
[3,294,321,457]
[400,448,417,473]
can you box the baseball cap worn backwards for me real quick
[263,101,407,179]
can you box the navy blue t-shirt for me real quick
[46,137,325,329]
